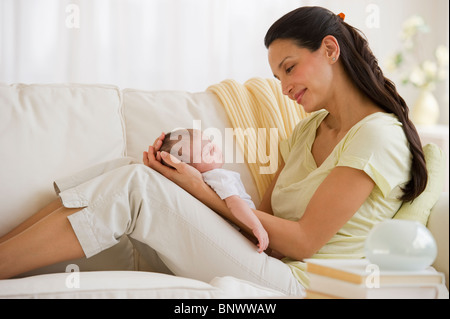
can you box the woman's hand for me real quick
[143,133,204,192]
[144,132,165,164]
[143,133,235,226]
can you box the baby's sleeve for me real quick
[202,170,241,200]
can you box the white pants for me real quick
[54,158,305,296]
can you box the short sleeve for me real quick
[202,169,241,200]
[336,115,412,198]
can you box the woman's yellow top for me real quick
[272,110,412,287]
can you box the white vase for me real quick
[365,220,437,271]
[411,88,440,125]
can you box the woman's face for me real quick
[268,38,334,113]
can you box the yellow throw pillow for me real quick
[394,143,446,225]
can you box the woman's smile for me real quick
[294,89,307,104]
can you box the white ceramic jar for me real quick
[365,220,437,271]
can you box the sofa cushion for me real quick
[427,193,449,289]
[0,271,285,299]
[394,143,446,225]
[0,83,132,271]
[0,84,126,235]
[0,271,223,299]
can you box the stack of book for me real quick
[305,259,445,299]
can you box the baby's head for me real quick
[160,129,223,173]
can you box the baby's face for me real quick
[191,134,223,173]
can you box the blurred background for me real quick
[1,0,449,124]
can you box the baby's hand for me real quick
[252,226,269,253]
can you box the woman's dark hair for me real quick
[264,6,427,202]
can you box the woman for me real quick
[0,7,426,295]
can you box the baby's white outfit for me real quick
[201,168,256,209]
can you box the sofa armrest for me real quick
[427,192,449,289]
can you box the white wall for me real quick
[1,0,448,123]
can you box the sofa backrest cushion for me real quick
[0,84,126,236]
[0,83,134,275]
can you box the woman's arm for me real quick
[253,166,375,260]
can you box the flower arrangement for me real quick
[386,15,449,91]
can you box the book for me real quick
[305,290,344,299]
[305,259,444,285]
[307,273,439,299]
[305,259,444,299]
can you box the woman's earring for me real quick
[332,57,336,61]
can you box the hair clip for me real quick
[337,12,346,21]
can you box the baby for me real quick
[159,128,269,253]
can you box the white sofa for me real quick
[0,83,448,298]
